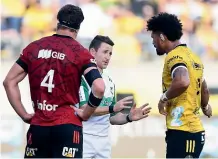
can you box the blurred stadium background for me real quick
[1,0,218,158]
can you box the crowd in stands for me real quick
[1,0,218,61]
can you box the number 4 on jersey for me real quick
[40,69,55,93]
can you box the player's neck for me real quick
[166,41,181,53]
[98,67,103,74]
[56,30,77,39]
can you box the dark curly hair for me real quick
[89,35,114,51]
[147,13,183,41]
[57,4,84,30]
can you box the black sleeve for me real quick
[81,62,97,73]
[84,69,102,87]
[16,58,28,73]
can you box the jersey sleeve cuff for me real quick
[171,63,187,78]
[16,58,28,73]
[82,62,97,73]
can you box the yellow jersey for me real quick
[162,44,204,132]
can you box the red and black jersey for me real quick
[17,34,95,126]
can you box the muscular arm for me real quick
[80,67,105,120]
[3,63,28,118]
[201,79,210,108]
[83,67,105,98]
[166,67,190,99]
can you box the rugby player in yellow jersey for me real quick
[146,13,212,158]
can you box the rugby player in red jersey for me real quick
[3,4,105,158]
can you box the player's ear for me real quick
[89,48,96,56]
[160,34,165,41]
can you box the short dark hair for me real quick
[57,4,84,31]
[147,13,183,41]
[89,35,114,51]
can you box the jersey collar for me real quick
[167,44,187,55]
[53,34,72,39]
[175,44,187,48]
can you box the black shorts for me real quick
[166,129,205,158]
[24,124,83,158]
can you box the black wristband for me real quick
[109,106,114,114]
[126,114,132,122]
[88,91,102,107]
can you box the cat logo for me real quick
[62,147,78,158]
[25,147,37,157]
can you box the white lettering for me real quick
[62,147,68,156]
[37,100,58,111]
[68,148,73,155]
[72,148,77,157]
[26,147,37,157]
[46,50,52,58]
[62,147,78,157]
[46,104,53,111]
[38,49,44,58]
[59,53,65,60]
[51,51,58,58]
[38,49,66,60]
